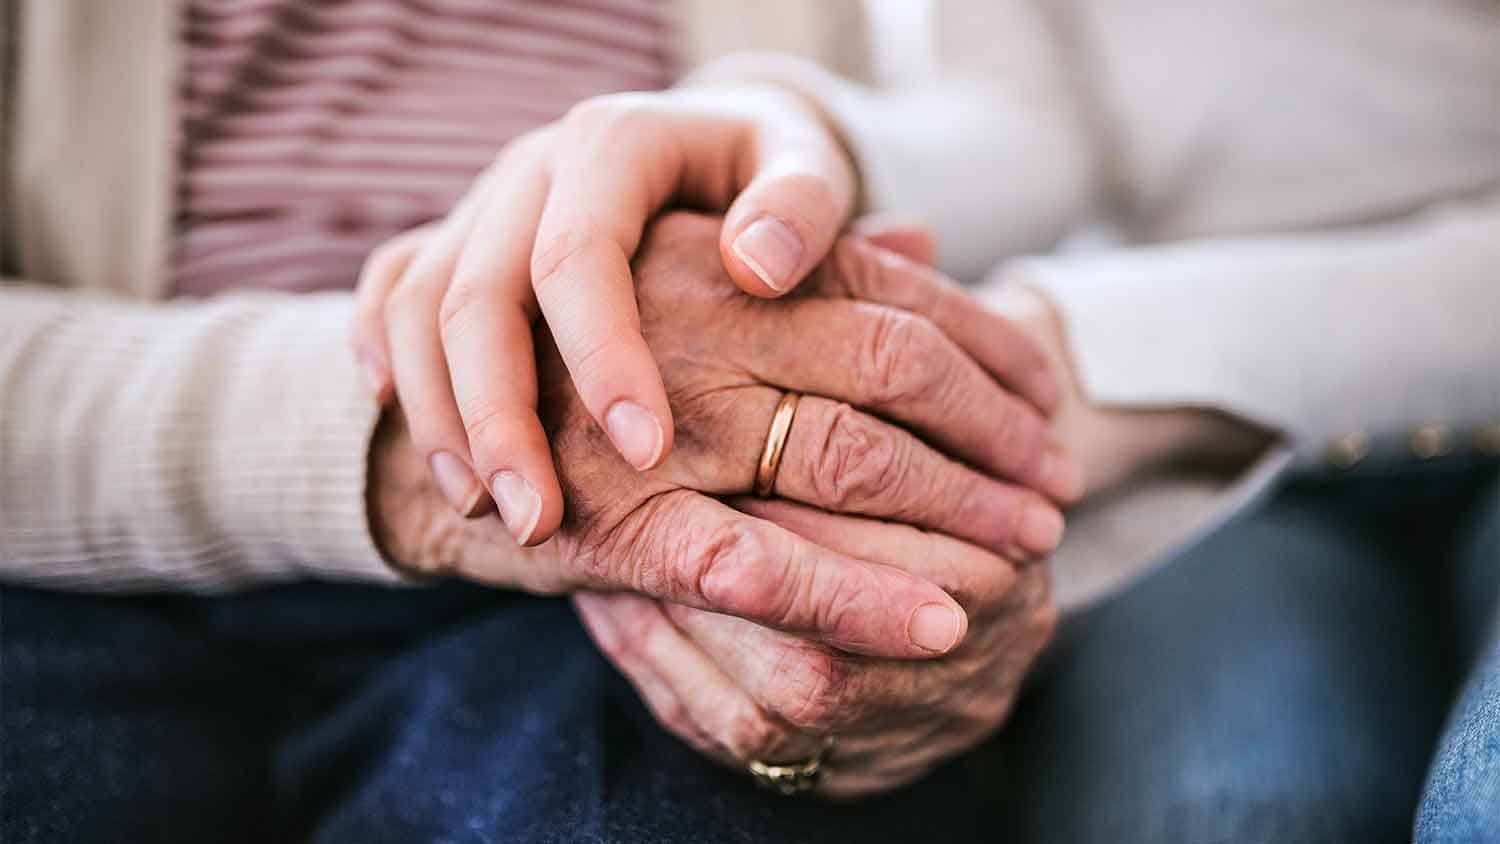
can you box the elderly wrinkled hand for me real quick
[368,211,1077,660]
[576,498,1055,798]
[567,218,1062,797]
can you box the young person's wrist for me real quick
[988,284,1271,500]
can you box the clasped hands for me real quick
[363,211,1076,796]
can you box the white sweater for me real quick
[704,0,1500,604]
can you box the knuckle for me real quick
[564,330,627,396]
[455,400,514,459]
[723,703,791,762]
[968,561,1020,615]
[997,494,1039,551]
[358,240,410,289]
[577,493,685,591]
[561,522,611,584]
[856,309,949,409]
[922,531,1013,614]
[694,516,860,636]
[645,692,693,740]
[575,547,623,593]
[436,278,489,345]
[529,228,595,291]
[493,127,551,169]
[383,268,439,321]
[554,499,649,592]
[765,644,851,732]
[604,604,660,667]
[561,96,611,131]
[400,411,447,456]
[811,404,908,512]
[692,520,779,613]
[590,618,633,665]
[563,92,658,139]
[658,708,697,745]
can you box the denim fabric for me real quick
[3,467,1497,843]
[990,467,1500,844]
[1416,474,1500,843]
[0,584,987,844]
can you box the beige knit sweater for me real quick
[4,0,1499,607]
[0,0,869,591]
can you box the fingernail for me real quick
[1039,448,1085,502]
[490,470,542,545]
[429,451,486,517]
[1018,504,1065,555]
[907,603,963,653]
[605,401,664,470]
[731,217,803,292]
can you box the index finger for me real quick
[573,489,968,660]
[734,497,1020,616]
[527,108,688,471]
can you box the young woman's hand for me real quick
[349,85,853,542]
[350,86,1061,545]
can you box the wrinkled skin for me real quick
[576,506,1056,798]
[369,213,1061,795]
[372,212,1068,662]
[564,216,1058,797]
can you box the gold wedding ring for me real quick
[754,392,801,497]
[747,735,835,796]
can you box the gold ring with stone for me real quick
[747,735,835,795]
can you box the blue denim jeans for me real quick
[992,465,1500,844]
[4,466,1497,843]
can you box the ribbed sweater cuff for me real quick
[0,289,405,591]
[195,293,403,587]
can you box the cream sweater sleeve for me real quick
[993,193,1500,470]
[0,285,404,592]
[696,0,1500,468]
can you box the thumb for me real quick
[718,120,858,297]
